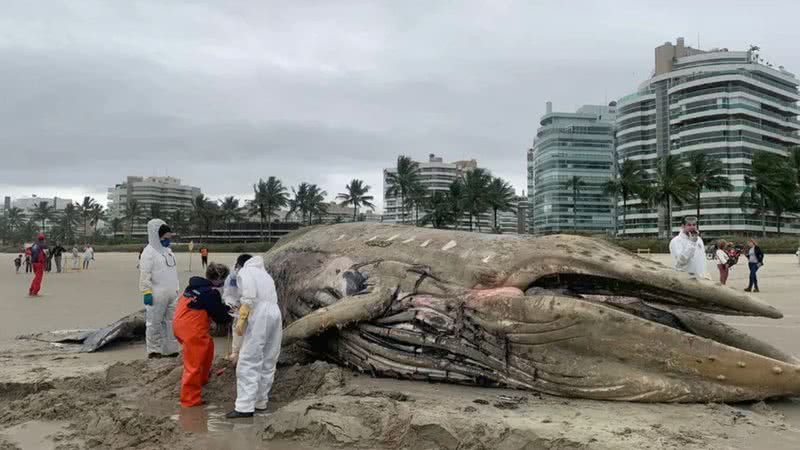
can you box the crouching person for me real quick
[173,263,232,408]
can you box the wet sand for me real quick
[0,251,799,449]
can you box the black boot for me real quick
[225,410,254,419]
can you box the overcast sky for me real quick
[2,0,798,211]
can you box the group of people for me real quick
[669,216,765,292]
[14,236,97,297]
[138,218,282,419]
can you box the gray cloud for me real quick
[2,0,799,208]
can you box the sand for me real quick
[0,251,799,449]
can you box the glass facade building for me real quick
[528,103,616,234]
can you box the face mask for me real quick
[160,239,171,248]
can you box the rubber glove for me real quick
[143,291,153,306]
[235,304,251,336]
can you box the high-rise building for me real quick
[616,38,800,236]
[11,196,74,212]
[383,154,490,229]
[528,102,617,235]
[107,176,201,237]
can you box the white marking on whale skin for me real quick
[402,237,415,244]
[366,236,377,242]
[420,240,431,248]
[387,234,400,241]
[334,234,346,241]
[442,240,457,251]
[482,254,494,263]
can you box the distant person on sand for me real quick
[24,248,32,273]
[714,240,730,285]
[173,262,232,407]
[51,242,65,273]
[29,234,47,297]
[744,239,765,293]
[83,245,94,270]
[669,216,706,278]
[71,246,80,271]
[14,255,22,274]
[199,245,209,270]
[139,218,180,359]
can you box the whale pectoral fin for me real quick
[282,277,399,346]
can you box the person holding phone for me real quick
[669,216,706,277]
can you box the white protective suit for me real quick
[222,270,243,358]
[138,218,180,356]
[669,231,706,276]
[234,255,283,413]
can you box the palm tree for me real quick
[123,199,143,239]
[192,194,218,239]
[30,201,56,232]
[147,203,163,221]
[170,208,189,235]
[563,176,586,233]
[603,159,646,236]
[219,196,245,242]
[89,204,105,234]
[790,147,800,187]
[448,179,466,230]
[110,217,124,239]
[6,207,24,235]
[647,154,692,236]
[60,203,80,243]
[408,183,428,226]
[305,184,328,224]
[384,155,421,224]
[461,169,491,231]
[287,182,311,225]
[420,191,454,229]
[78,196,97,239]
[251,177,290,241]
[486,177,516,233]
[337,179,375,223]
[741,151,796,236]
[686,152,734,223]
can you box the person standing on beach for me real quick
[83,245,94,270]
[14,255,22,274]
[52,243,65,273]
[24,248,32,273]
[139,218,180,358]
[714,240,730,285]
[199,245,209,270]
[71,246,80,271]
[669,216,706,278]
[29,234,47,297]
[744,239,765,293]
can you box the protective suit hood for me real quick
[243,255,264,270]
[147,218,169,254]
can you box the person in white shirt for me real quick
[669,216,707,277]
[714,240,730,285]
[138,218,180,358]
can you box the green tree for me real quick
[647,155,692,236]
[790,147,800,187]
[305,184,328,225]
[603,159,646,236]
[384,155,421,224]
[250,177,290,241]
[30,201,56,232]
[288,182,311,225]
[407,183,428,227]
[563,175,586,233]
[123,200,143,239]
[219,196,245,242]
[686,152,734,223]
[89,204,105,235]
[461,168,491,232]
[59,203,80,243]
[192,194,218,239]
[448,179,466,230]
[5,207,25,241]
[147,203,163,222]
[336,179,375,223]
[78,196,97,239]
[110,217,124,239]
[486,177,516,233]
[420,191,454,229]
[740,151,797,236]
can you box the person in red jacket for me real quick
[29,234,48,297]
[173,262,232,407]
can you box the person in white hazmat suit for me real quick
[139,218,180,358]
[221,255,248,362]
[226,254,283,419]
[669,215,708,278]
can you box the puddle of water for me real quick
[0,420,72,450]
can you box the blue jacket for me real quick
[183,277,232,324]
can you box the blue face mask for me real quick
[160,239,171,248]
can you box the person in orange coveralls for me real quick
[173,262,232,407]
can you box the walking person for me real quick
[714,240,730,285]
[139,218,180,358]
[669,216,707,278]
[83,245,94,270]
[173,263,232,407]
[226,254,283,419]
[71,246,80,271]
[744,239,765,293]
[199,245,209,270]
[14,255,22,274]
[52,243,65,273]
[45,248,53,272]
[29,234,47,297]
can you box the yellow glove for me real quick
[235,304,251,336]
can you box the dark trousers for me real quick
[55,256,62,273]
[747,262,760,290]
